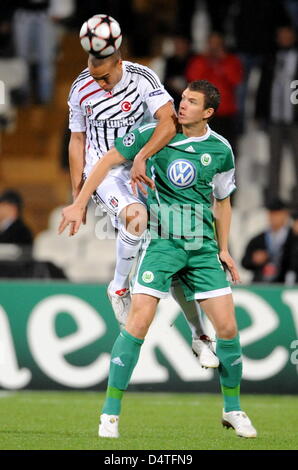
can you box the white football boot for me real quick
[222,410,257,438]
[99,414,120,438]
[192,335,220,368]
[107,281,131,327]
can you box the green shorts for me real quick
[132,236,231,301]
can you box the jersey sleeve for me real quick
[212,146,236,200]
[68,84,86,132]
[139,66,173,117]
[114,125,156,160]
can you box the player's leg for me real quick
[199,294,257,438]
[180,246,257,437]
[113,201,148,291]
[99,238,178,438]
[99,293,158,438]
[93,176,147,326]
[170,277,219,368]
[106,202,148,326]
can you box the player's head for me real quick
[88,50,122,91]
[0,189,23,222]
[266,198,289,232]
[178,80,220,126]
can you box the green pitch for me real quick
[0,391,296,450]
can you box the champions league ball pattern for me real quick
[80,15,122,57]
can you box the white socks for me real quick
[112,226,144,291]
[170,278,205,339]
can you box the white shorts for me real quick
[86,172,147,229]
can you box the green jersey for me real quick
[114,123,236,245]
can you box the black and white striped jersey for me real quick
[68,60,172,177]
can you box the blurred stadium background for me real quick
[0,0,298,450]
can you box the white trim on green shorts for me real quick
[132,281,169,299]
[194,286,232,300]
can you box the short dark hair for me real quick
[265,197,288,211]
[89,49,121,67]
[188,80,221,112]
[0,189,23,211]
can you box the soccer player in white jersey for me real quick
[68,33,218,368]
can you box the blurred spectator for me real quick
[205,0,233,34]
[175,0,196,41]
[284,0,298,31]
[12,1,57,104]
[231,0,291,133]
[241,198,292,282]
[283,210,298,284]
[185,32,243,153]
[0,1,15,57]
[0,189,33,246]
[255,26,298,204]
[164,35,192,110]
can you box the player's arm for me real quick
[69,131,86,199]
[213,197,240,284]
[212,147,240,283]
[135,101,177,161]
[59,148,125,236]
[131,101,177,194]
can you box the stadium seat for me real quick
[33,230,80,269]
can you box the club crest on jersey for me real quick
[121,101,132,112]
[123,133,135,146]
[201,153,212,166]
[167,159,197,188]
[85,102,93,116]
[108,196,119,209]
[142,271,154,283]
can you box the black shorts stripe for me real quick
[92,191,116,217]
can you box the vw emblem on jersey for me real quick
[142,271,154,283]
[167,159,197,188]
[201,153,212,166]
[85,103,93,116]
[123,133,135,147]
[121,101,132,112]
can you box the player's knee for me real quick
[217,323,238,340]
[123,203,148,236]
[126,295,156,338]
[126,313,151,339]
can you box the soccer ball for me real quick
[79,14,122,57]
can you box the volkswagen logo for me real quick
[167,159,197,188]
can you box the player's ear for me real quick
[203,107,214,120]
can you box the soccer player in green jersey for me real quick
[59,80,257,439]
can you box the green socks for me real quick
[216,335,242,412]
[102,329,144,415]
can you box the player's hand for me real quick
[219,250,241,284]
[130,155,155,196]
[58,203,85,236]
[72,190,87,225]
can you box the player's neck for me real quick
[182,122,208,138]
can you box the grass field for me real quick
[0,391,297,450]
